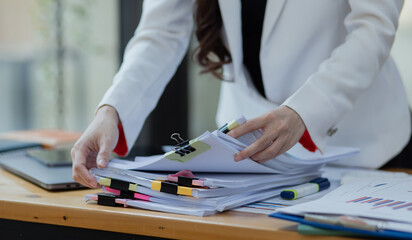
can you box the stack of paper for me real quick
[85,117,359,216]
[86,167,321,216]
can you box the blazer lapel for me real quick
[261,0,286,47]
[218,0,243,79]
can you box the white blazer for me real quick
[99,0,410,168]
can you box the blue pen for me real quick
[280,177,330,200]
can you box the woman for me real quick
[72,0,410,188]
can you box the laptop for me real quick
[0,148,85,190]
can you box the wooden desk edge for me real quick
[3,168,409,240]
[0,198,308,240]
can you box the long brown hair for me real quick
[194,0,232,80]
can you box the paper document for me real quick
[277,177,412,233]
[91,167,320,198]
[234,166,409,215]
[109,127,359,173]
[88,116,361,216]
[93,167,321,188]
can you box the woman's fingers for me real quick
[234,132,275,161]
[228,118,262,139]
[71,105,120,188]
[85,152,98,169]
[72,146,99,188]
[230,106,306,163]
[251,138,287,163]
[97,140,112,168]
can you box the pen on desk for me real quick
[280,177,330,200]
[303,214,385,232]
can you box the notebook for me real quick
[0,129,82,149]
[0,139,42,154]
[0,148,84,190]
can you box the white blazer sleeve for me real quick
[283,0,404,151]
[98,0,194,154]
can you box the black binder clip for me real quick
[110,178,131,192]
[118,190,135,199]
[97,193,121,207]
[160,181,178,195]
[177,176,199,187]
[170,133,196,157]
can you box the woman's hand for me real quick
[228,106,306,163]
[71,105,119,188]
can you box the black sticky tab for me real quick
[177,176,197,187]
[97,194,118,207]
[110,178,130,191]
[160,181,178,195]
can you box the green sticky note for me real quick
[164,138,211,163]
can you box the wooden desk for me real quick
[0,168,357,240]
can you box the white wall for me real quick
[0,0,119,132]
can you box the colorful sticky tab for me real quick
[99,177,111,187]
[151,180,193,196]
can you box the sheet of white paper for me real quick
[109,132,279,173]
[233,166,405,215]
[109,131,359,173]
[278,177,412,225]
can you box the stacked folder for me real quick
[87,167,321,216]
[85,117,359,216]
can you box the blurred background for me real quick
[0,0,411,151]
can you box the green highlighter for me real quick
[280,177,330,200]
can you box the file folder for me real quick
[85,193,217,217]
[269,212,412,240]
[85,116,361,216]
[92,169,320,198]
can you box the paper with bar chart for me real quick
[278,177,412,225]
